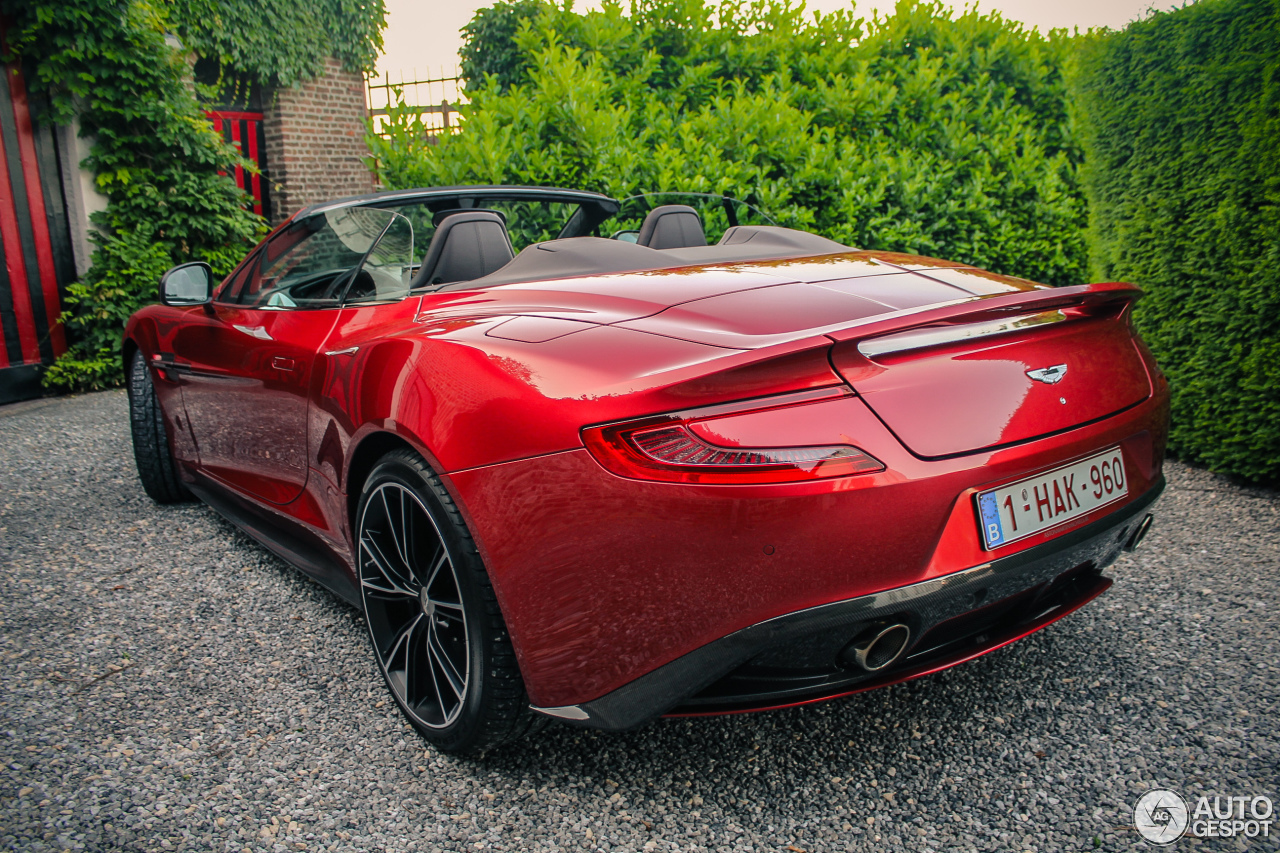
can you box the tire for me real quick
[127,349,191,504]
[356,449,545,754]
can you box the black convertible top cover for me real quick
[435,226,851,291]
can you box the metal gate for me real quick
[0,49,74,404]
[207,110,268,217]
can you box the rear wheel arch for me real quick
[344,429,482,540]
[345,431,420,532]
[351,444,547,753]
[343,428,518,649]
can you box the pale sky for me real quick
[380,0,1168,85]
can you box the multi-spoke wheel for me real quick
[356,449,544,753]
[360,481,470,728]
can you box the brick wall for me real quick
[262,57,374,224]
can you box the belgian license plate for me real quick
[976,447,1128,550]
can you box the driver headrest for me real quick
[413,211,515,288]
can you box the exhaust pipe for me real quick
[1124,513,1154,553]
[841,623,912,672]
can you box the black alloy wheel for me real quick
[361,478,471,727]
[356,450,544,753]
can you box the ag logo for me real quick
[1134,789,1190,845]
[1026,364,1068,384]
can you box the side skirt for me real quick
[187,477,361,607]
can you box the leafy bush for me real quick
[2,0,386,392]
[373,0,1089,286]
[1073,0,1280,481]
[1,0,265,390]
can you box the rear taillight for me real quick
[581,388,884,484]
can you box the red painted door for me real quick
[207,110,267,217]
[0,33,73,403]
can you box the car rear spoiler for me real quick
[826,282,1144,379]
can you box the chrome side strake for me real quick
[529,704,591,721]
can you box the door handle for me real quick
[324,346,359,357]
[271,356,296,371]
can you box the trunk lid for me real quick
[828,284,1153,458]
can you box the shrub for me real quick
[1,0,266,391]
[1,0,387,392]
[1073,0,1280,481]
[372,0,1089,286]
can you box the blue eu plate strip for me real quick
[978,491,1005,548]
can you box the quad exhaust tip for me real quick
[843,623,912,672]
[1124,513,1154,553]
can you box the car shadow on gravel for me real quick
[212,466,1279,851]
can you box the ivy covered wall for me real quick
[0,0,387,392]
[170,0,387,89]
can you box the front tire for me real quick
[127,349,190,504]
[356,450,543,754]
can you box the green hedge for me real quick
[1073,0,1280,482]
[372,0,1089,286]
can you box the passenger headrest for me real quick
[414,211,515,288]
[430,207,506,227]
[636,205,706,250]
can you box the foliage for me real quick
[0,0,267,391]
[374,0,1088,287]
[459,0,548,93]
[1073,0,1280,481]
[171,0,387,87]
[4,0,385,392]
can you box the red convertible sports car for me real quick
[124,186,1168,754]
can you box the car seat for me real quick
[635,205,706,250]
[414,211,515,288]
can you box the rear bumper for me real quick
[535,476,1163,730]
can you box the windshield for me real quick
[217,190,788,306]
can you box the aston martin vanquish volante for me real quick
[124,187,1168,753]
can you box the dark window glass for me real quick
[237,208,398,308]
[216,252,259,304]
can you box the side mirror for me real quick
[159,262,213,306]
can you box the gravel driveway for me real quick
[1,390,1276,853]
